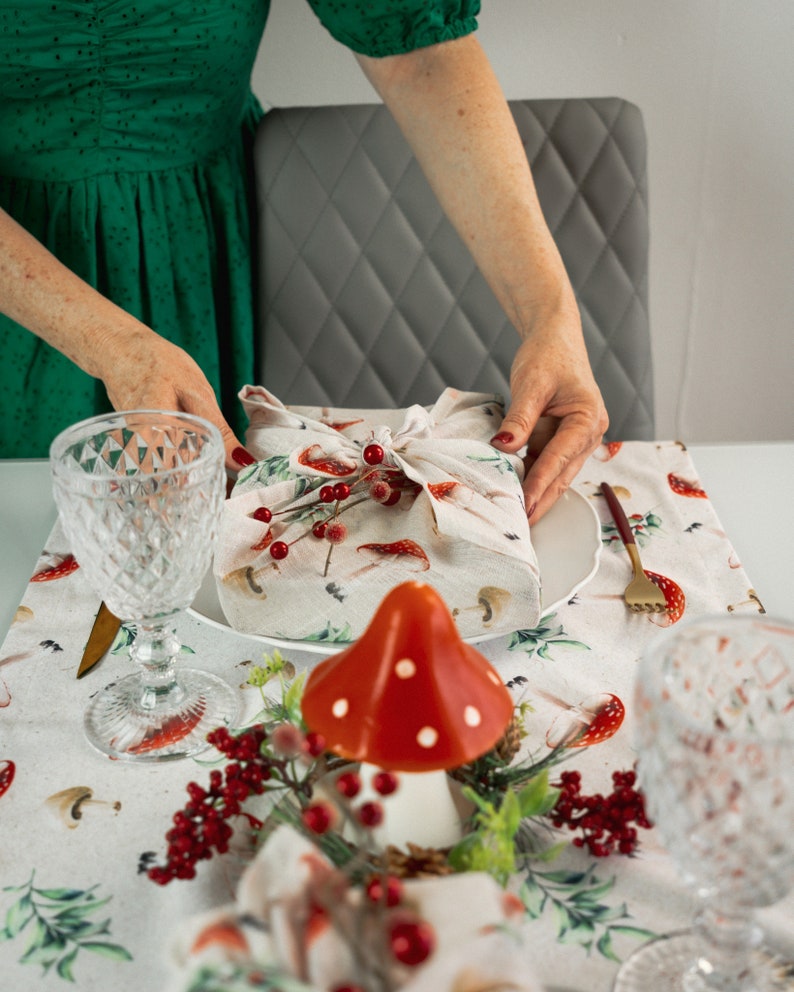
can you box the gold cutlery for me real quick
[77,602,120,678]
[601,482,669,614]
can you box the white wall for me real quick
[252,1,794,443]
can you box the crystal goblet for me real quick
[50,410,238,761]
[614,615,794,992]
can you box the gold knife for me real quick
[77,602,121,679]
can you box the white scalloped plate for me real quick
[188,486,601,654]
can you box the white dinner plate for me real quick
[188,486,601,654]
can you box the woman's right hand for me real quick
[0,207,254,474]
[100,329,254,474]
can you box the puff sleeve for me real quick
[304,1,480,57]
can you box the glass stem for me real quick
[129,619,185,710]
[691,902,763,992]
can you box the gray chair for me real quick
[253,98,653,439]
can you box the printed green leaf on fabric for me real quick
[1,873,132,981]
[507,614,590,659]
[519,862,657,959]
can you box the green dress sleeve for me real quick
[305,0,480,57]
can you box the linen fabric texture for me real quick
[0,0,479,456]
[215,387,541,642]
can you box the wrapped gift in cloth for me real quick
[214,387,541,641]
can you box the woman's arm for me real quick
[356,35,608,520]
[0,207,249,469]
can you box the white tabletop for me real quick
[1,442,792,647]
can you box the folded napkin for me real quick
[166,825,543,992]
[214,387,541,641]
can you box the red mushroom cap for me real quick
[300,581,513,772]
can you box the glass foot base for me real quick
[613,931,794,992]
[84,669,238,762]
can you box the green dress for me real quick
[0,0,479,458]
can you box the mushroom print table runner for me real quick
[1,441,790,992]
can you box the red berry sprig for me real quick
[147,723,323,885]
[245,436,422,567]
[549,769,652,857]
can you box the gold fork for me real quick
[601,482,668,614]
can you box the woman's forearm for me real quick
[0,207,155,380]
[356,35,578,340]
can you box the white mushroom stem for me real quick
[357,763,470,851]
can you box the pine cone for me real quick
[380,843,454,879]
[493,715,523,764]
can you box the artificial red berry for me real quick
[371,770,399,796]
[319,485,335,503]
[365,874,403,907]
[325,521,348,544]
[332,482,351,501]
[356,800,384,828]
[302,803,336,835]
[369,479,392,503]
[335,770,362,799]
[303,730,326,757]
[382,489,401,506]
[252,506,272,523]
[363,443,385,465]
[269,541,289,560]
[389,918,435,966]
[312,521,327,539]
[550,766,651,857]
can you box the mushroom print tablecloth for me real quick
[1,441,792,992]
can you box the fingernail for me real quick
[490,431,514,445]
[527,502,537,519]
[232,446,256,467]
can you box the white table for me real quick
[2,443,792,648]
[2,440,792,992]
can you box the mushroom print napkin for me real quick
[214,388,541,642]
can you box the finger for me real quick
[522,415,600,520]
[489,395,546,453]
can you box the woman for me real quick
[0,1,606,521]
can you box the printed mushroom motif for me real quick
[30,552,80,582]
[544,693,626,749]
[644,570,686,627]
[452,587,512,628]
[45,786,122,828]
[350,539,430,582]
[296,444,357,477]
[301,580,513,849]
[667,472,707,498]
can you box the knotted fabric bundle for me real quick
[214,387,541,642]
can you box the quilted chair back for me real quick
[253,98,653,440]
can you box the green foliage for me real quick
[465,451,517,476]
[519,863,657,960]
[602,510,663,549]
[182,962,319,991]
[448,771,561,885]
[507,613,590,659]
[304,621,354,644]
[0,874,132,981]
[245,651,305,726]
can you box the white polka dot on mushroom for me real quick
[487,671,500,685]
[331,698,348,718]
[464,705,481,727]
[394,658,416,679]
[416,726,438,748]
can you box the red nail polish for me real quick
[490,431,514,445]
[527,502,537,519]
[232,446,256,467]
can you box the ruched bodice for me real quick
[0,0,479,457]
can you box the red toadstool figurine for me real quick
[301,580,513,848]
